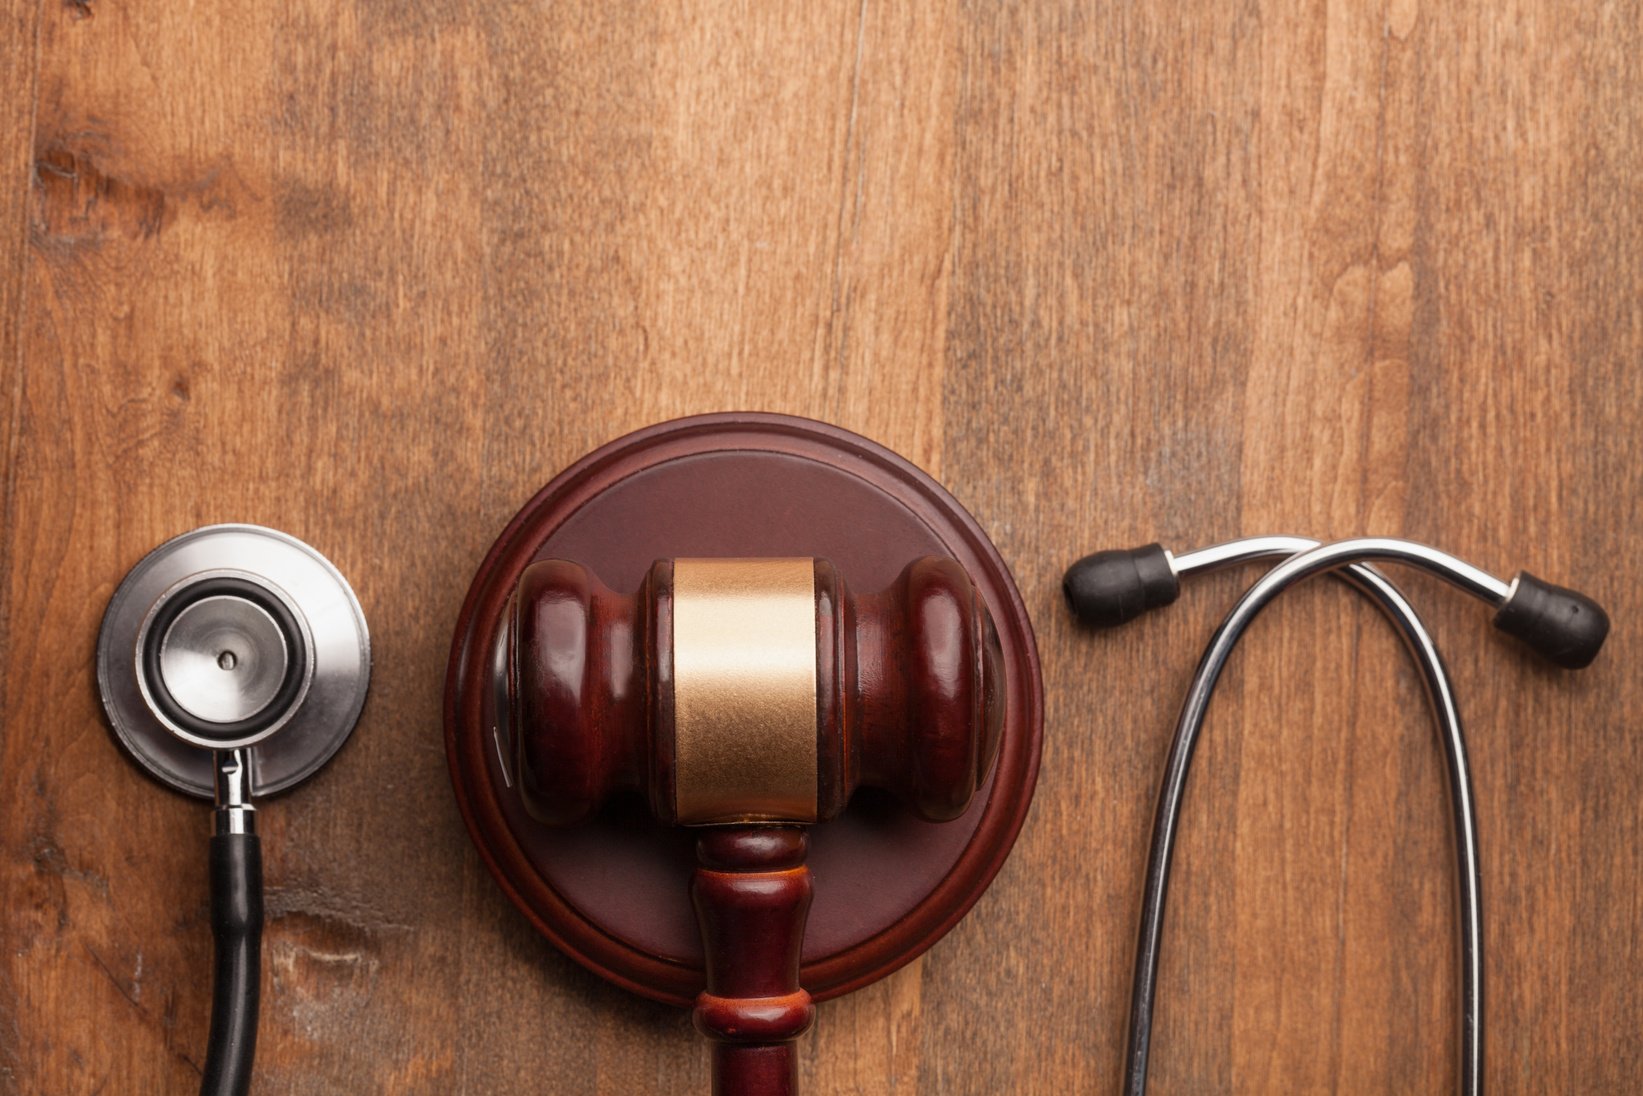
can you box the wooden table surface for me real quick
[3,1,1639,1092]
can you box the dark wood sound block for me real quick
[445,413,1043,1007]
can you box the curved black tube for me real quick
[201,832,263,1096]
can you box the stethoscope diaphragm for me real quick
[96,523,370,798]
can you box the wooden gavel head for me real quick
[507,556,1005,828]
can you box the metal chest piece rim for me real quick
[97,523,371,799]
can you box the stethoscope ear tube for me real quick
[1068,536,1609,1096]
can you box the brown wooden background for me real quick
[3,0,1639,1092]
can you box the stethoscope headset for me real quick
[1061,536,1607,1094]
[97,518,1606,1095]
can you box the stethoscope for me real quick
[96,525,371,1096]
[1063,536,1607,1095]
[96,525,1605,1095]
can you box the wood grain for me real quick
[3,0,1639,1092]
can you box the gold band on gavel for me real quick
[671,558,818,825]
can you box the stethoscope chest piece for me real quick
[98,523,370,799]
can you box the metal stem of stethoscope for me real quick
[215,749,255,834]
[1125,538,1490,1096]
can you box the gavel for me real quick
[505,555,1006,1096]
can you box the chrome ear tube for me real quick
[1064,536,1609,1096]
[97,524,370,1096]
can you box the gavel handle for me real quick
[692,826,816,1096]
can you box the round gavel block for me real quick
[445,413,1043,1006]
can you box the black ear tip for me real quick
[1062,543,1180,628]
[1493,572,1610,669]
